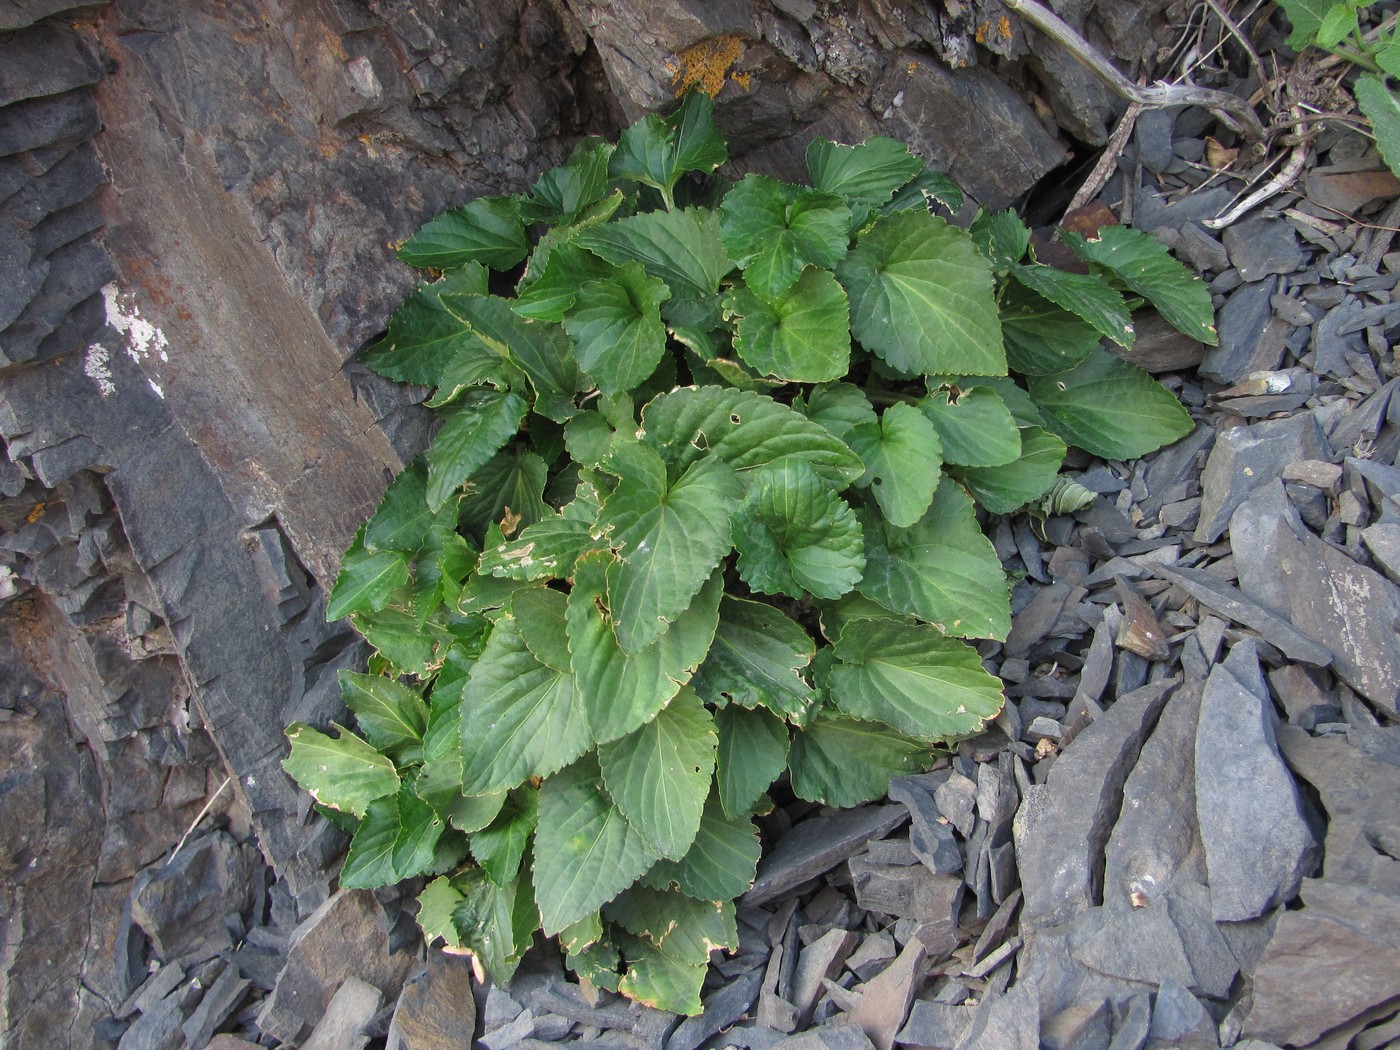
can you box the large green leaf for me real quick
[641,386,863,487]
[568,552,722,745]
[363,461,436,553]
[437,293,581,421]
[476,514,592,581]
[846,402,944,528]
[426,389,529,511]
[283,722,400,818]
[827,618,1005,742]
[806,137,923,205]
[1064,225,1217,345]
[718,175,851,299]
[458,614,592,795]
[452,869,539,981]
[564,262,671,394]
[417,876,466,947]
[999,280,1102,376]
[608,888,738,1015]
[360,267,496,385]
[837,210,1004,376]
[732,459,865,600]
[352,607,454,677]
[514,240,615,322]
[327,544,410,620]
[713,704,790,819]
[1011,263,1134,349]
[339,795,402,889]
[1276,0,1331,48]
[858,481,1010,640]
[576,208,732,301]
[599,687,717,859]
[596,441,742,653]
[958,425,1066,514]
[391,786,446,877]
[399,196,529,271]
[339,670,428,761]
[458,446,550,540]
[692,596,817,721]
[789,715,927,807]
[884,166,964,215]
[1027,347,1193,460]
[798,381,877,445]
[524,138,616,225]
[917,387,1021,468]
[643,791,761,901]
[1356,75,1400,185]
[969,208,1032,273]
[533,755,663,935]
[723,267,851,383]
[470,787,538,885]
[609,89,728,200]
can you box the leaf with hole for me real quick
[1027,347,1194,460]
[283,722,400,818]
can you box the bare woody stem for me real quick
[1003,0,1267,141]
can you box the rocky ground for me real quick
[4,1,1400,1048]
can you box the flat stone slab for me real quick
[746,805,908,907]
[1196,661,1318,921]
[1194,412,1329,543]
[1244,879,1400,1046]
[1013,680,1175,927]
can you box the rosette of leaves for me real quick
[283,90,1212,1014]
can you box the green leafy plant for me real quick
[283,90,1210,1014]
[1279,0,1400,176]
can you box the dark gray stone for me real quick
[1228,481,1307,616]
[1200,278,1282,382]
[385,953,478,1050]
[1195,661,1318,921]
[129,831,257,961]
[746,805,908,906]
[1013,680,1175,927]
[180,964,251,1050]
[257,890,417,1046]
[1243,880,1400,1047]
[1361,523,1400,582]
[1175,224,1230,274]
[954,981,1038,1050]
[1133,185,1235,236]
[665,970,762,1050]
[933,773,977,839]
[1312,299,1369,377]
[1268,522,1400,716]
[1147,562,1333,667]
[1041,1000,1110,1050]
[1222,217,1302,282]
[1107,993,1152,1050]
[897,1001,974,1049]
[791,928,857,1028]
[1278,726,1400,866]
[849,856,963,924]
[1146,979,1217,1050]
[1194,413,1330,543]
[1133,108,1175,174]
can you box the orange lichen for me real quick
[975,20,989,44]
[998,15,1013,39]
[26,503,45,524]
[672,35,746,97]
[906,60,918,75]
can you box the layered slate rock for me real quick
[1013,680,1176,927]
[1195,651,1318,921]
[1244,879,1400,1046]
